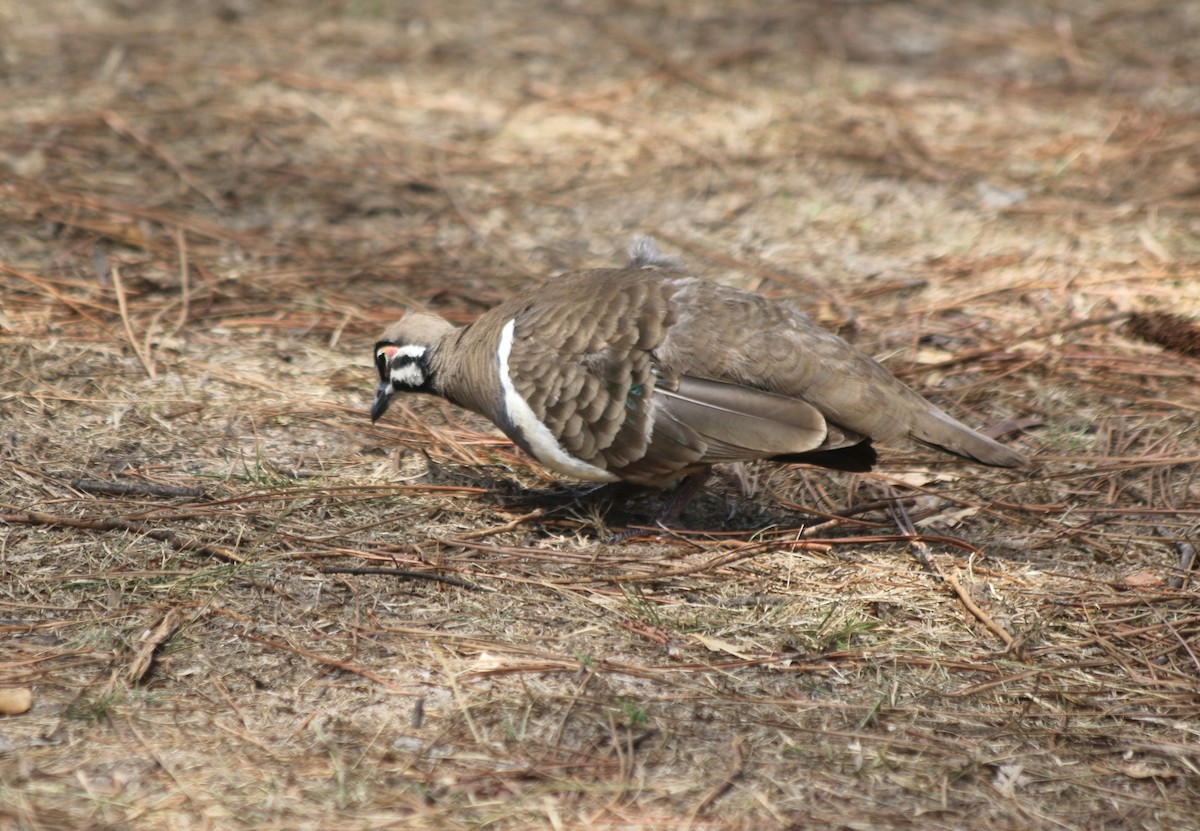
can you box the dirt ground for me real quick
[2,1,1199,829]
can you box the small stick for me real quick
[0,508,242,563]
[111,264,157,380]
[433,154,535,279]
[125,608,184,685]
[590,16,744,101]
[0,262,108,326]
[945,571,1018,653]
[922,313,1131,371]
[241,634,417,695]
[1157,525,1197,590]
[103,110,222,208]
[319,566,483,592]
[172,225,191,336]
[449,509,546,541]
[71,478,206,499]
[1132,585,1200,675]
[686,737,748,823]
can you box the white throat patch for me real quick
[496,319,619,483]
[390,362,426,388]
[385,344,429,388]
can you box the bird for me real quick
[371,237,1027,528]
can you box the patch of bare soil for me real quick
[2,1,1198,828]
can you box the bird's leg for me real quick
[607,468,711,542]
[653,469,712,526]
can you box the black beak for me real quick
[371,384,392,423]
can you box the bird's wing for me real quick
[654,376,837,462]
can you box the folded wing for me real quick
[654,376,872,467]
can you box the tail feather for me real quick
[772,440,878,472]
[909,408,1028,468]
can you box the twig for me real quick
[102,110,222,209]
[944,571,1018,653]
[171,225,191,337]
[685,737,748,825]
[433,153,536,279]
[125,608,185,685]
[123,716,204,815]
[0,508,243,563]
[946,668,1047,698]
[319,566,483,591]
[1134,584,1200,675]
[0,261,109,326]
[111,264,157,380]
[240,634,416,695]
[531,89,733,173]
[448,509,546,541]
[1157,525,1197,590]
[619,618,674,646]
[922,313,1131,371]
[589,16,745,101]
[71,478,206,499]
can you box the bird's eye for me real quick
[375,348,391,380]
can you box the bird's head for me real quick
[371,312,457,423]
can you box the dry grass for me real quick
[2,1,1199,829]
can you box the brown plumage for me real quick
[371,238,1027,514]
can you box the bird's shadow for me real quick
[408,454,897,540]
[486,476,827,541]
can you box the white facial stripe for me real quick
[379,344,428,363]
[389,362,426,388]
[497,319,619,483]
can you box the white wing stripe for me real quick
[497,319,619,483]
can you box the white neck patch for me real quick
[496,319,619,483]
[383,344,430,388]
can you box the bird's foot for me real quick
[604,470,711,543]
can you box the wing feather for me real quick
[655,376,830,462]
